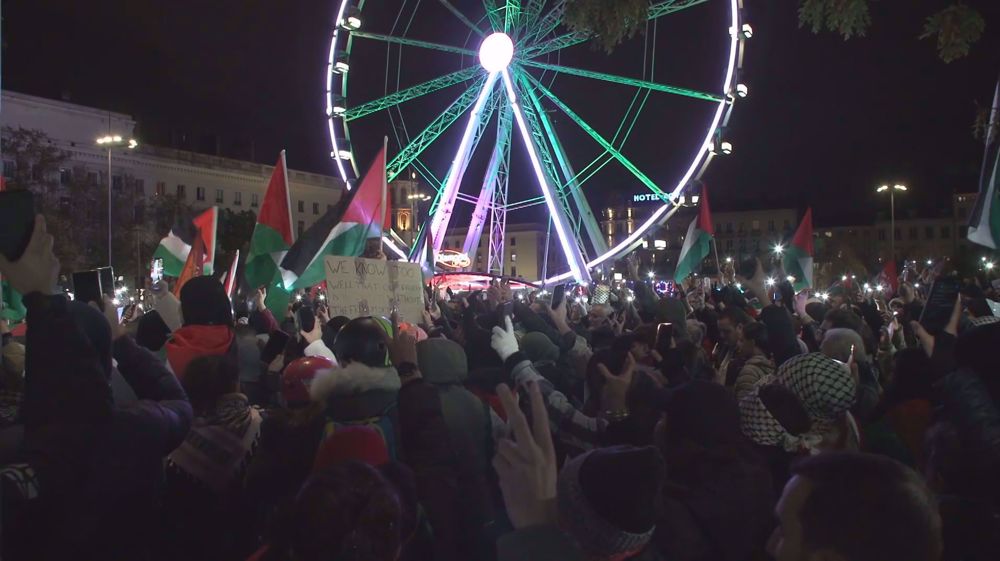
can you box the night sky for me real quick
[4,0,999,228]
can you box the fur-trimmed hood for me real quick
[309,361,402,403]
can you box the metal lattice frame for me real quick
[325,0,745,281]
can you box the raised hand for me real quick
[0,215,59,296]
[491,316,519,361]
[492,382,557,529]
[598,353,636,412]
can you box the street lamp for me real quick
[876,183,907,262]
[96,135,139,266]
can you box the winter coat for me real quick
[1,294,192,560]
[734,354,774,401]
[496,525,584,561]
[165,324,236,380]
[309,360,402,458]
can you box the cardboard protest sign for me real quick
[324,256,424,322]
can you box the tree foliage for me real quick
[797,0,986,63]
[919,3,986,63]
[564,0,649,54]
[798,0,871,39]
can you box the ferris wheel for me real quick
[325,0,748,284]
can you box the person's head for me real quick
[740,321,770,357]
[718,307,752,347]
[520,331,560,364]
[773,353,856,425]
[182,354,240,416]
[654,380,746,454]
[333,317,390,367]
[415,338,468,385]
[686,319,707,349]
[558,445,666,560]
[820,328,865,365]
[587,303,613,330]
[179,276,234,327]
[821,308,863,334]
[805,302,829,325]
[282,356,334,408]
[769,452,941,561]
[268,461,403,561]
[827,286,847,310]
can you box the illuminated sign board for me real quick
[632,193,670,204]
[436,250,472,270]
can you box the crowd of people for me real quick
[0,214,998,561]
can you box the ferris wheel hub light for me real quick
[479,33,514,73]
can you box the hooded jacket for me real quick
[165,324,236,380]
[309,360,402,457]
[734,354,774,401]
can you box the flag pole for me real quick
[711,238,723,284]
[381,136,389,241]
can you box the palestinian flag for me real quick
[783,208,814,292]
[245,151,295,312]
[1,280,26,322]
[282,145,389,290]
[173,227,206,297]
[673,185,714,283]
[969,75,1000,250]
[152,207,219,276]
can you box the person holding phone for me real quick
[0,215,193,557]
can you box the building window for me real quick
[59,169,72,185]
[510,266,517,277]
[727,222,733,234]
[313,202,319,215]
[2,160,14,177]
[234,192,243,206]
[251,193,259,208]
[155,181,166,197]
[88,171,99,184]
[941,226,951,239]
[134,179,145,196]
[878,229,886,241]
[726,239,733,250]
[752,220,760,231]
[511,253,517,263]
[298,200,304,213]
[111,175,123,192]
[134,204,145,222]
[909,227,918,240]
[768,220,775,232]
[177,184,186,199]
[738,223,745,233]
[196,187,206,201]
[298,220,305,236]
[894,228,901,241]
[510,237,516,247]
[960,226,968,238]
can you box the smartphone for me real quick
[297,303,316,334]
[97,267,115,297]
[919,277,961,334]
[551,284,566,309]
[72,270,104,306]
[260,330,291,365]
[655,322,674,355]
[151,258,164,284]
[499,300,514,326]
[0,190,36,261]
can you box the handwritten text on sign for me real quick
[323,256,424,322]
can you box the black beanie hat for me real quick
[180,276,233,327]
[558,445,665,557]
[136,309,172,352]
[333,317,389,367]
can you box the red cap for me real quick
[312,426,390,472]
[282,356,334,405]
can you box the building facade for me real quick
[439,223,560,281]
[1,90,346,237]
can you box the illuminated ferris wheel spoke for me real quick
[464,103,513,256]
[520,60,724,102]
[483,0,506,31]
[438,0,487,38]
[524,72,671,204]
[349,31,479,57]
[513,69,608,256]
[344,67,480,123]
[429,73,501,252]
[517,0,564,47]
[502,69,591,282]
[386,76,488,182]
